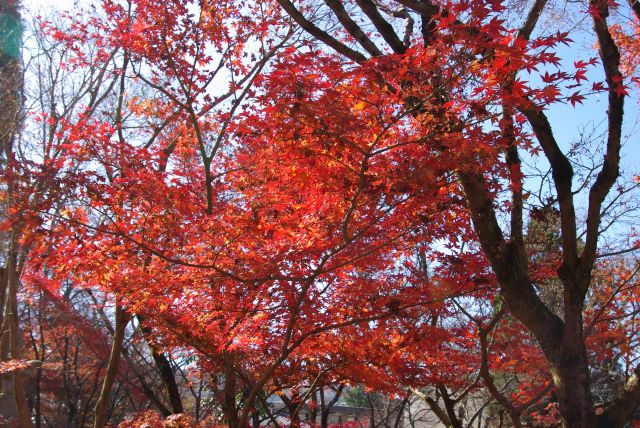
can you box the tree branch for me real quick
[275,0,368,62]
[519,107,579,286]
[323,0,383,56]
[517,0,548,41]
[355,0,407,53]
[579,0,625,294]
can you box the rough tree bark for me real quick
[221,351,240,427]
[92,304,130,428]
[138,315,184,414]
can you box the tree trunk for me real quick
[367,393,376,428]
[320,388,329,428]
[150,349,184,414]
[310,389,318,425]
[553,361,594,428]
[93,304,130,428]
[549,305,595,428]
[393,397,408,428]
[320,385,344,428]
[138,315,184,414]
[3,241,33,428]
[0,267,17,425]
[499,281,596,428]
[437,385,464,428]
[221,351,239,427]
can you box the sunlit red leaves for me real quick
[21,1,640,424]
[41,0,551,398]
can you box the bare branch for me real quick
[276,0,368,62]
[355,0,407,53]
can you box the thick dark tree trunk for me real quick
[497,276,596,428]
[552,358,594,428]
[139,314,184,415]
[547,305,595,428]
[221,351,239,427]
[150,349,184,414]
[93,304,130,428]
